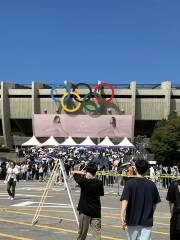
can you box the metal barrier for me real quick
[96,172,180,195]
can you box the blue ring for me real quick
[51,85,71,103]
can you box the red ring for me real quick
[94,82,115,104]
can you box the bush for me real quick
[0,147,10,152]
[150,115,180,165]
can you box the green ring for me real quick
[82,92,104,113]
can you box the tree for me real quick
[150,116,180,165]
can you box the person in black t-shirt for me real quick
[120,159,161,240]
[166,163,180,240]
[72,163,104,240]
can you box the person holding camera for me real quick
[72,163,104,240]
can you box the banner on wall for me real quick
[33,114,133,138]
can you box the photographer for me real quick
[72,163,104,240]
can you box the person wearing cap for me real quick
[72,163,104,240]
[120,158,161,240]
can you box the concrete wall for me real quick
[0,81,179,147]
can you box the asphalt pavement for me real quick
[0,180,170,240]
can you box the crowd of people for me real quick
[0,146,179,187]
[13,146,133,181]
[0,145,180,240]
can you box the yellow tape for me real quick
[96,172,180,179]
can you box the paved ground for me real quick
[0,180,170,240]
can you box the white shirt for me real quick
[6,167,19,182]
[150,167,155,176]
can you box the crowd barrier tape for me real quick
[96,172,180,179]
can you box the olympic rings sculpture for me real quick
[51,81,115,113]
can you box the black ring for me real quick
[72,83,93,103]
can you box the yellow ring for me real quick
[61,91,81,113]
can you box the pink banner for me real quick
[33,114,133,138]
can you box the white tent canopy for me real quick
[22,136,41,147]
[79,136,96,146]
[60,136,77,146]
[41,136,59,147]
[98,136,114,147]
[118,136,134,148]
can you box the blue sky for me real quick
[0,0,180,85]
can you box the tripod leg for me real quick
[59,159,79,226]
[32,161,59,225]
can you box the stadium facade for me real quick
[0,81,180,148]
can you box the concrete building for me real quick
[0,81,180,148]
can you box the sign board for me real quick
[34,114,133,138]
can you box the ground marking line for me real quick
[3,210,170,233]
[16,192,65,195]
[0,219,124,240]
[11,201,72,207]
[0,232,33,240]
[0,195,53,200]
[0,206,169,219]
[0,208,170,224]
[155,216,170,219]
[0,208,72,214]
[153,221,169,226]
[11,206,73,208]
[103,215,169,225]
[103,222,169,229]
[4,210,74,222]
[11,201,35,207]
[152,230,169,235]
[10,201,121,210]
[104,212,170,219]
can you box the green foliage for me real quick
[0,146,10,152]
[150,116,180,165]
